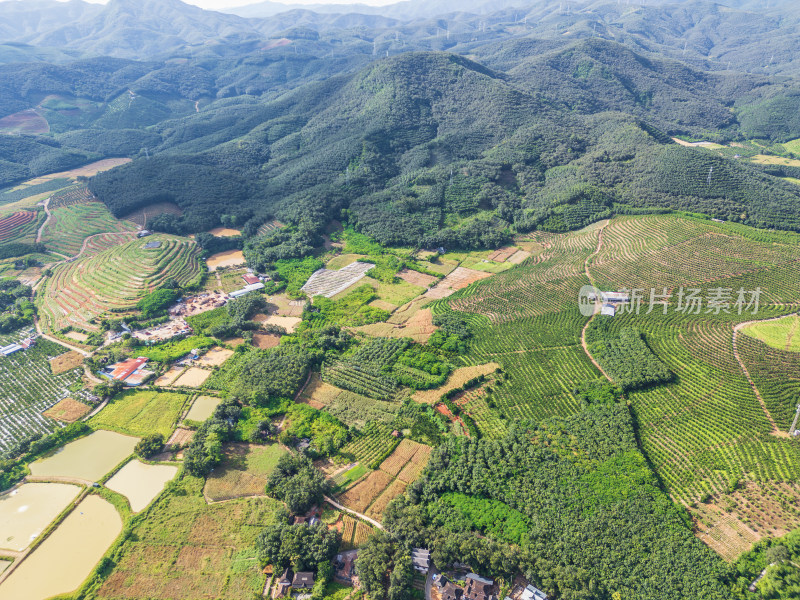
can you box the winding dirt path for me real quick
[35,196,52,243]
[323,495,384,530]
[580,221,612,381]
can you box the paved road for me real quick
[425,567,440,600]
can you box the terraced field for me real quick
[0,209,40,245]
[37,234,203,332]
[41,202,136,256]
[48,184,96,209]
[438,214,800,551]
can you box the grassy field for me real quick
[741,315,800,353]
[41,202,136,256]
[37,233,203,332]
[95,475,281,600]
[204,443,287,502]
[88,390,189,438]
[0,328,95,453]
[785,138,800,157]
[437,213,800,555]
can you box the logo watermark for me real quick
[578,286,763,316]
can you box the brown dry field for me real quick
[20,158,131,188]
[49,350,84,374]
[64,331,89,342]
[396,445,432,483]
[396,268,438,288]
[366,480,407,520]
[507,250,532,264]
[354,305,436,343]
[368,299,398,312]
[487,246,519,262]
[414,363,500,404]
[208,227,242,237]
[379,439,423,477]
[205,469,266,503]
[166,428,194,449]
[262,294,305,318]
[297,374,341,409]
[154,366,184,386]
[338,470,393,513]
[122,202,183,228]
[206,250,245,271]
[196,347,234,366]
[252,333,281,349]
[42,398,90,423]
[224,337,246,348]
[424,266,492,299]
[260,315,301,333]
[172,367,211,388]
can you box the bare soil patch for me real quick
[206,249,245,271]
[64,331,89,343]
[261,315,301,333]
[196,347,233,367]
[252,332,281,349]
[0,109,49,134]
[122,202,183,229]
[172,367,211,388]
[507,250,532,264]
[396,268,438,288]
[414,363,500,404]
[165,428,194,449]
[424,266,492,299]
[487,246,519,262]
[297,374,342,409]
[208,227,242,237]
[154,366,184,386]
[49,350,84,374]
[42,398,90,423]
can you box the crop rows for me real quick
[0,210,38,245]
[338,422,399,466]
[0,330,94,452]
[42,202,135,256]
[737,333,800,432]
[37,234,202,331]
[48,184,95,209]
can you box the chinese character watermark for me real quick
[578,286,762,316]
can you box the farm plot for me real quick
[185,395,221,422]
[122,201,183,229]
[204,443,287,502]
[37,234,203,332]
[42,398,90,423]
[88,390,188,438]
[256,219,284,236]
[173,367,212,388]
[339,515,375,550]
[302,262,375,298]
[0,331,96,453]
[299,374,400,427]
[337,439,431,520]
[424,267,493,299]
[413,363,500,404]
[0,483,81,552]
[338,422,399,468]
[49,350,84,374]
[741,315,800,353]
[0,108,49,134]
[41,202,136,256]
[0,209,39,245]
[95,477,281,600]
[47,184,96,209]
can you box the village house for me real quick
[292,572,315,589]
[412,548,431,574]
[464,573,495,600]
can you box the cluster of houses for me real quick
[274,569,316,597]
[99,356,154,386]
[229,271,270,299]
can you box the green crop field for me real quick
[0,209,42,248]
[784,138,800,157]
[437,214,800,550]
[0,328,95,453]
[37,233,204,332]
[337,422,399,467]
[741,315,800,353]
[41,202,136,256]
[88,390,189,438]
[94,475,281,600]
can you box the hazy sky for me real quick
[0,0,400,7]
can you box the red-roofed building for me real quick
[242,274,260,285]
[101,357,154,386]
